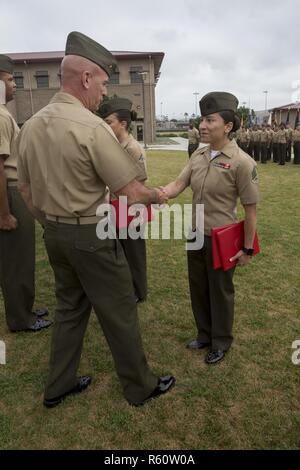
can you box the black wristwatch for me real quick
[242,247,254,256]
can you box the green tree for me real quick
[236,106,256,126]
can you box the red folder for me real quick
[212,221,260,271]
[110,199,154,229]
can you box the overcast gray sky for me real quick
[1,0,300,118]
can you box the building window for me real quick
[130,66,143,83]
[109,72,119,85]
[35,70,49,88]
[13,72,24,89]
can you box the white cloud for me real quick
[1,0,300,116]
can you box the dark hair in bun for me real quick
[130,110,137,122]
[219,110,240,132]
[114,109,137,130]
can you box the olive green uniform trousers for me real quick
[273,143,279,162]
[260,142,268,163]
[44,221,157,404]
[187,236,235,351]
[119,237,147,302]
[294,142,300,164]
[278,143,287,165]
[0,186,36,331]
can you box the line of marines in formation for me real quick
[234,123,300,165]
[188,120,300,165]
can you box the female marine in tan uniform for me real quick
[163,92,259,364]
[98,97,148,302]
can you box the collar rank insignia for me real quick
[212,162,231,169]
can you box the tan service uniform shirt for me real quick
[285,128,293,143]
[17,92,139,217]
[177,139,259,235]
[121,134,147,183]
[252,130,261,143]
[272,131,279,143]
[188,128,200,145]
[239,131,250,144]
[267,129,274,146]
[292,130,300,143]
[0,104,19,180]
[260,130,268,143]
[277,129,287,144]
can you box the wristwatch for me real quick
[242,247,254,256]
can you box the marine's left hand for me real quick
[230,250,252,267]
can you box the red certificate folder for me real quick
[212,221,260,271]
[110,199,154,229]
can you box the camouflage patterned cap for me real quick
[200,92,238,116]
[65,31,118,77]
[98,96,132,119]
[0,54,14,74]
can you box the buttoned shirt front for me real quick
[272,131,279,143]
[239,131,250,144]
[177,139,259,235]
[17,92,139,217]
[267,129,274,145]
[252,130,261,143]
[260,130,269,143]
[277,129,287,144]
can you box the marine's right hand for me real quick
[0,214,18,230]
[155,188,169,205]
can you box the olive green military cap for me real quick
[0,54,14,74]
[65,31,118,77]
[98,96,132,119]
[200,92,239,116]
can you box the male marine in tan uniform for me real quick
[187,120,200,157]
[277,123,287,165]
[0,54,50,332]
[285,123,293,162]
[260,124,268,164]
[17,32,175,407]
[252,125,261,162]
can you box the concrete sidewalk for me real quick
[146,137,188,151]
[146,137,207,152]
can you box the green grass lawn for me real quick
[0,152,300,450]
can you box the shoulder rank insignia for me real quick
[251,166,259,183]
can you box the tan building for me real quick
[6,50,164,144]
[271,102,300,128]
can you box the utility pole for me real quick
[263,90,268,112]
[193,92,199,117]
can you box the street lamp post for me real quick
[138,71,148,149]
[160,101,163,121]
[193,92,199,117]
[242,102,247,127]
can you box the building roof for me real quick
[7,50,164,80]
[271,102,300,111]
